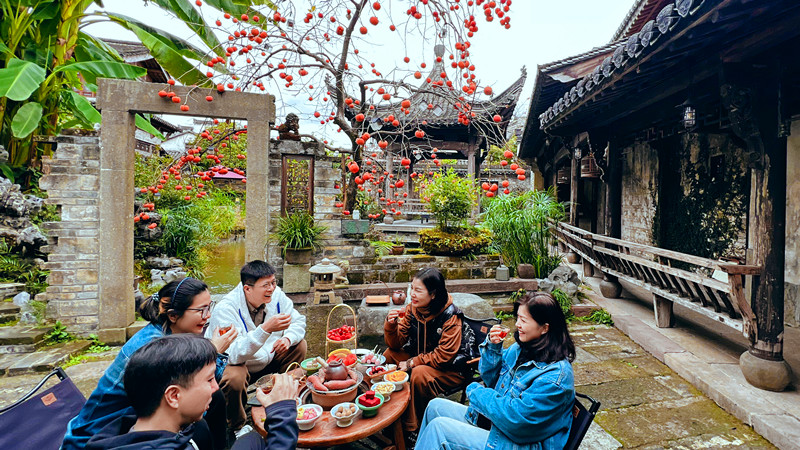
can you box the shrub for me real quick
[420,168,478,231]
[156,191,242,276]
[418,227,492,257]
[271,211,327,252]
[482,188,566,278]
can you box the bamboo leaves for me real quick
[482,188,566,278]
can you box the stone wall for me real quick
[785,119,800,327]
[266,139,343,273]
[347,254,501,285]
[621,141,659,245]
[38,133,101,334]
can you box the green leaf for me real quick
[0,42,11,55]
[111,19,212,87]
[136,115,165,140]
[65,91,102,125]
[0,164,15,183]
[31,1,60,20]
[75,33,125,63]
[108,13,212,60]
[11,102,43,139]
[0,59,46,101]
[54,61,147,79]
[148,0,224,57]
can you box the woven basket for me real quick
[325,303,357,356]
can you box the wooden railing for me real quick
[555,222,759,338]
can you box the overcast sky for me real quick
[84,0,634,146]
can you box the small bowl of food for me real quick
[296,404,323,431]
[358,352,386,367]
[331,402,359,427]
[366,364,396,383]
[300,357,322,376]
[370,381,395,402]
[384,370,409,391]
[356,391,385,418]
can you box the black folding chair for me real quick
[0,367,86,450]
[441,314,501,404]
[564,392,601,450]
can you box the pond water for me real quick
[203,239,245,296]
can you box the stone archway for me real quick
[62,79,273,343]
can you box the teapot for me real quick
[324,359,349,381]
[391,289,406,305]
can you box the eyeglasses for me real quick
[185,302,215,318]
[246,280,277,289]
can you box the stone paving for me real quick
[0,321,775,449]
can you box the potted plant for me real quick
[390,235,405,255]
[272,211,327,264]
[482,188,566,278]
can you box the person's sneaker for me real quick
[234,424,253,440]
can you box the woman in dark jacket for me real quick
[384,268,469,434]
[416,291,576,450]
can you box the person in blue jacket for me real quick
[62,277,238,450]
[84,335,298,450]
[416,291,576,450]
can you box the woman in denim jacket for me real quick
[62,278,238,450]
[417,292,576,450]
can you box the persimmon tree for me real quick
[150,0,515,214]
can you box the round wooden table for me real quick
[252,385,410,450]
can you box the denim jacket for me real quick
[61,323,228,450]
[464,339,574,450]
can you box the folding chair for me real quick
[564,392,601,450]
[0,367,86,450]
[441,314,501,404]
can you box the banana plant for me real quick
[0,0,274,180]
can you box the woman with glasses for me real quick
[62,277,237,450]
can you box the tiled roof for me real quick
[101,39,153,63]
[538,0,710,130]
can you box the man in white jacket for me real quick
[205,260,307,435]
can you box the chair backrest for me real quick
[461,314,501,354]
[0,368,86,450]
[564,393,601,450]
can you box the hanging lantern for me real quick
[683,103,696,129]
[580,153,601,178]
[557,167,570,184]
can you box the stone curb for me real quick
[586,291,800,450]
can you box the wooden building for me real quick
[520,0,800,391]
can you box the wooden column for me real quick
[723,61,791,391]
[605,141,622,239]
[600,141,623,297]
[569,150,580,226]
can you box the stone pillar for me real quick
[245,120,272,262]
[98,110,137,343]
[723,62,791,391]
[467,147,476,179]
[39,133,102,336]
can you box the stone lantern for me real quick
[309,258,342,305]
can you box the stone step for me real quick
[0,283,25,301]
[0,302,20,324]
[0,340,90,376]
[0,326,52,354]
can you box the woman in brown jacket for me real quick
[384,268,468,434]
